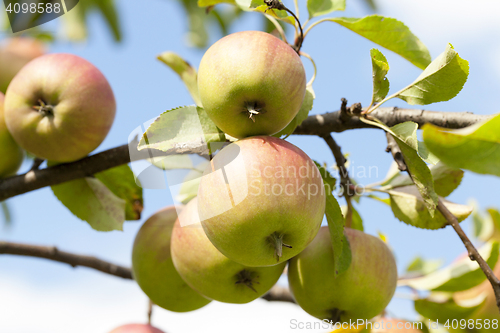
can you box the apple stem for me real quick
[33,99,54,117]
[235,269,259,293]
[269,232,292,262]
[328,308,343,324]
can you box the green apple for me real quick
[288,227,398,323]
[197,136,325,267]
[0,37,45,93]
[171,198,286,304]
[197,31,306,139]
[109,324,165,333]
[4,53,116,163]
[131,205,211,312]
[0,92,23,178]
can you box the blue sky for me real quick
[1,0,500,332]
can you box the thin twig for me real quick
[383,130,500,313]
[264,0,304,52]
[0,241,132,279]
[385,133,407,172]
[0,241,295,303]
[322,133,353,228]
[437,200,500,313]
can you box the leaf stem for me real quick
[264,14,287,44]
[299,51,317,86]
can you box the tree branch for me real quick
[0,108,490,203]
[0,241,133,279]
[0,241,295,303]
[436,200,500,313]
[294,107,490,136]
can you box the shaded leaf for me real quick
[94,0,122,41]
[397,44,469,105]
[307,0,345,19]
[422,113,500,177]
[157,52,202,107]
[274,85,315,138]
[329,15,431,69]
[406,256,443,276]
[51,178,125,232]
[138,106,225,153]
[415,294,486,323]
[389,186,472,230]
[382,162,464,198]
[95,165,143,221]
[370,48,390,104]
[341,204,364,231]
[175,161,209,204]
[393,136,438,216]
[1,201,12,227]
[149,155,194,170]
[325,190,351,276]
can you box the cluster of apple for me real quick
[0,40,116,178]
[130,30,398,328]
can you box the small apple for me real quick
[0,37,45,93]
[0,92,23,178]
[288,227,398,323]
[132,206,211,312]
[109,324,165,333]
[197,136,325,267]
[370,317,424,332]
[4,53,116,162]
[197,30,306,139]
[171,198,286,304]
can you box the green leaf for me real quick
[182,0,209,47]
[51,178,125,232]
[397,44,469,105]
[329,15,431,69]
[370,48,390,104]
[341,204,364,231]
[148,155,194,170]
[236,0,295,25]
[198,0,236,6]
[393,136,438,216]
[325,191,351,276]
[415,295,486,323]
[422,113,500,177]
[175,161,209,204]
[95,165,143,221]
[1,201,12,227]
[406,256,443,276]
[472,203,495,242]
[314,161,337,194]
[389,186,472,230]
[157,52,202,107]
[94,0,122,42]
[138,106,225,153]
[274,85,315,138]
[381,162,464,198]
[307,0,345,19]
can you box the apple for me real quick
[288,227,398,323]
[171,198,286,303]
[4,53,116,162]
[369,317,424,332]
[197,136,325,267]
[0,92,23,178]
[109,324,165,333]
[131,206,211,312]
[0,37,45,93]
[197,30,306,139]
